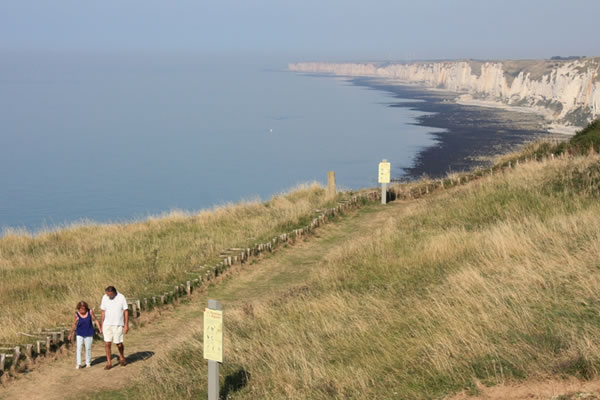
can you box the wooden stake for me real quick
[328,171,336,196]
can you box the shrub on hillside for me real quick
[569,118,600,154]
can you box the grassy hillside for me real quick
[0,183,347,344]
[96,122,600,399]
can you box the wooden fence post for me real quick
[12,346,20,370]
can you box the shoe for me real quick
[86,364,91,368]
[104,364,112,370]
[120,359,127,367]
[75,365,81,369]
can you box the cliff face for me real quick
[289,59,600,128]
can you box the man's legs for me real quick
[116,343,126,365]
[104,341,112,368]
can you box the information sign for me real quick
[378,161,391,183]
[204,308,223,363]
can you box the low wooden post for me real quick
[45,336,51,354]
[36,341,42,356]
[13,346,20,369]
[186,281,192,296]
[328,171,336,196]
[25,344,33,360]
[0,354,5,373]
[62,330,68,349]
[132,303,138,319]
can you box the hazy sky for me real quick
[1,0,599,61]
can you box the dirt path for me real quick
[0,202,399,400]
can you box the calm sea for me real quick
[0,52,437,233]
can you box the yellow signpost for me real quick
[378,160,390,184]
[203,308,223,363]
[204,300,223,400]
[378,160,390,204]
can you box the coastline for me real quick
[347,76,566,179]
[363,76,580,136]
[455,94,579,136]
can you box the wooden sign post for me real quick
[204,300,223,400]
[378,159,391,205]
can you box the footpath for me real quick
[0,201,396,400]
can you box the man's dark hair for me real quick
[105,286,117,293]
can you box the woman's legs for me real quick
[84,336,93,366]
[76,335,83,367]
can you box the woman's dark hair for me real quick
[76,301,90,312]
[105,286,117,293]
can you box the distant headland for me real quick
[289,57,600,134]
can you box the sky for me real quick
[1,0,599,61]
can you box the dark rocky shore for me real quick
[350,77,564,180]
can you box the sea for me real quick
[0,52,549,233]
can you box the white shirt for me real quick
[101,292,128,326]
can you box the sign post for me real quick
[378,159,390,205]
[204,300,223,400]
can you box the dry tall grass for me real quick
[0,183,344,344]
[124,154,600,399]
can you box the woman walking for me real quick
[68,301,102,369]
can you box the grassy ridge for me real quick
[0,183,345,344]
[117,151,600,399]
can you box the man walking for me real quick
[100,285,129,370]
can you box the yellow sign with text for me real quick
[203,308,223,362]
[378,161,391,183]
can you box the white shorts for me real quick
[103,325,124,344]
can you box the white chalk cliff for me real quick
[289,59,600,130]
